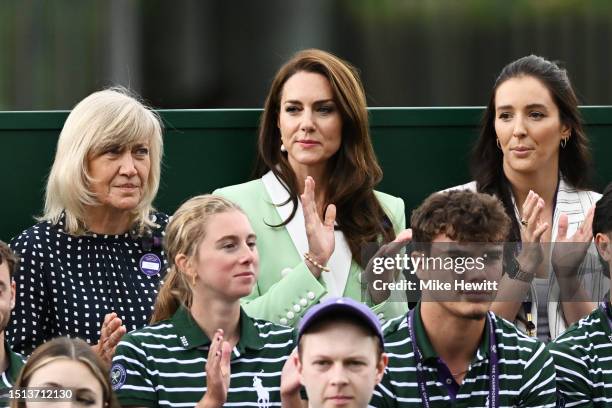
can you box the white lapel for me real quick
[261,170,352,298]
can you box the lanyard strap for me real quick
[408,309,499,408]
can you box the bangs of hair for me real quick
[42,87,163,236]
[88,101,160,158]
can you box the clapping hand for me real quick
[301,176,335,278]
[364,229,413,304]
[552,207,595,282]
[516,191,549,274]
[199,329,232,408]
[93,312,127,365]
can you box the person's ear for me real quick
[560,122,571,140]
[9,280,15,310]
[595,233,612,263]
[375,353,389,384]
[175,253,197,284]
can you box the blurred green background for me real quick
[1,0,612,109]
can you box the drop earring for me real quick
[496,138,501,149]
[560,138,568,148]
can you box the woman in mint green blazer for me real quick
[215,49,408,327]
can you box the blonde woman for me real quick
[10,337,120,408]
[8,88,166,357]
[111,195,294,408]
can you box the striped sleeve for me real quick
[518,341,557,407]
[112,334,158,408]
[548,333,594,407]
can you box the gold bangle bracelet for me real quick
[303,252,330,272]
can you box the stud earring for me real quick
[280,144,287,152]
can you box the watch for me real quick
[507,256,534,283]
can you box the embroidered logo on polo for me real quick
[110,363,127,390]
[180,335,189,347]
[139,253,162,276]
[253,373,270,408]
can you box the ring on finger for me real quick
[520,219,528,227]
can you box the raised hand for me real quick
[199,329,232,408]
[92,312,126,365]
[516,191,549,274]
[552,207,595,281]
[301,176,335,278]
[364,229,413,304]
[280,350,302,403]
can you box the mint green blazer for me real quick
[214,179,408,327]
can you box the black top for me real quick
[7,212,168,355]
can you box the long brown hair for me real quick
[11,337,120,408]
[150,195,243,324]
[471,55,593,241]
[255,49,395,266]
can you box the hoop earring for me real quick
[560,138,568,148]
[496,138,501,150]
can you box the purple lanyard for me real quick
[408,309,500,408]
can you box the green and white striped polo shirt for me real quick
[0,342,26,408]
[370,304,556,407]
[548,304,612,407]
[111,306,294,407]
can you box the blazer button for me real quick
[293,304,301,312]
[307,291,315,300]
[281,268,292,277]
[287,311,295,319]
[299,298,308,306]
[280,318,288,325]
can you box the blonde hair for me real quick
[150,195,243,324]
[11,337,120,408]
[42,87,163,235]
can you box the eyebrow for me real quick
[215,234,257,243]
[496,103,548,111]
[283,99,335,105]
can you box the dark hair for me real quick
[11,337,120,408]
[471,55,592,241]
[594,183,612,278]
[411,190,510,247]
[254,49,395,267]
[594,183,612,236]
[297,310,383,361]
[0,241,18,278]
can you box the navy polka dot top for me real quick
[7,212,168,355]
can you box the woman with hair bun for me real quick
[215,49,408,328]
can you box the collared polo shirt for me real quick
[0,341,26,408]
[111,306,294,407]
[548,304,612,407]
[370,303,556,407]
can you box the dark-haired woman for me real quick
[451,55,603,340]
[215,49,407,327]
